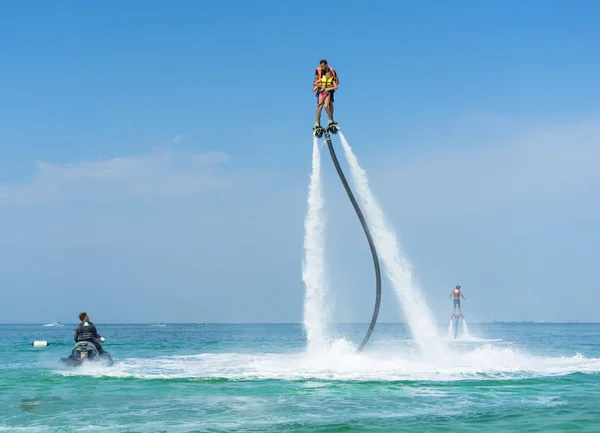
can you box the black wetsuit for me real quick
[74,321,103,353]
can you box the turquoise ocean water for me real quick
[1,322,600,432]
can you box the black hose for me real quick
[324,129,381,352]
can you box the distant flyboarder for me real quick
[451,285,465,315]
[313,59,339,132]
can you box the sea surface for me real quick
[1,322,600,432]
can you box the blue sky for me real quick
[1,1,599,324]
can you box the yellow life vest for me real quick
[313,66,338,91]
[321,75,334,87]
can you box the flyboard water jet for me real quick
[314,124,382,352]
[451,313,464,339]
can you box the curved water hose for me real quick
[324,129,381,352]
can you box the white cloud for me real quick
[372,117,600,220]
[169,134,187,145]
[1,117,599,323]
[191,151,230,165]
[0,143,306,323]
[0,148,233,206]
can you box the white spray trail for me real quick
[338,132,444,355]
[461,319,470,338]
[447,320,454,339]
[302,137,329,352]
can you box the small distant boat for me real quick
[43,321,64,327]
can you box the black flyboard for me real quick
[313,123,338,138]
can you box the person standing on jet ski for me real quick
[74,312,104,353]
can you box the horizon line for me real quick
[3,320,600,325]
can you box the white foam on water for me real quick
[338,132,443,357]
[450,336,505,343]
[56,343,600,382]
[302,137,330,353]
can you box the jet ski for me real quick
[61,337,113,367]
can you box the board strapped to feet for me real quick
[313,122,338,138]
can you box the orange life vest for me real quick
[314,66,338,91]
[453,289,461,299]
